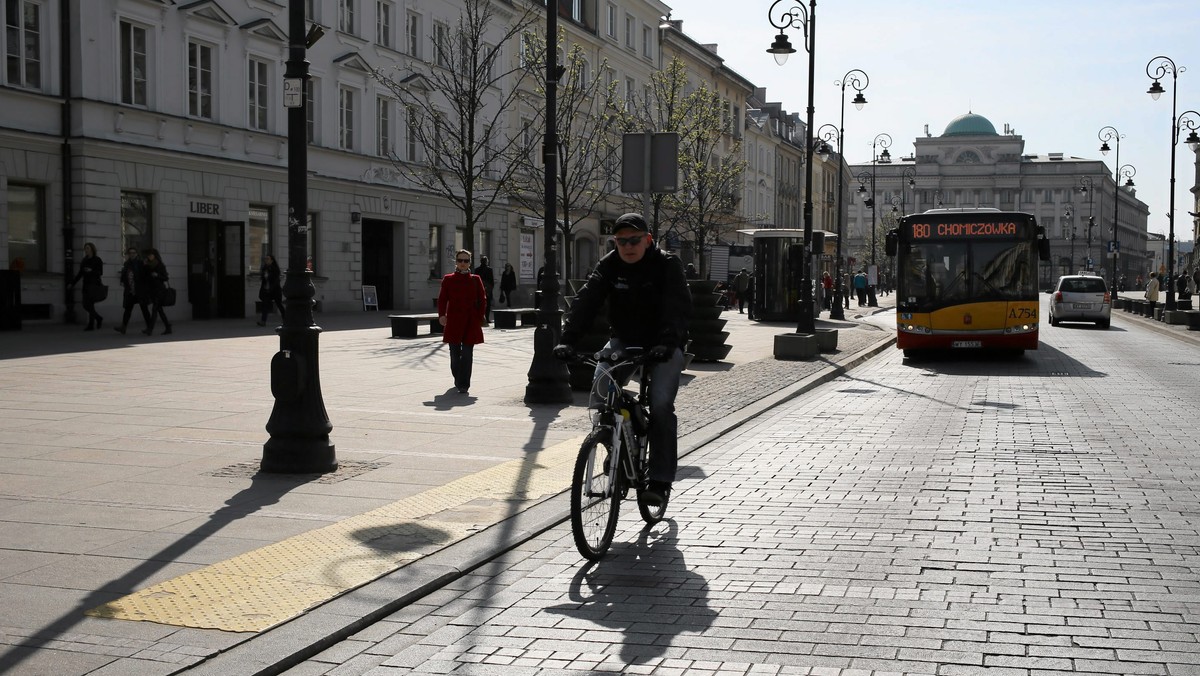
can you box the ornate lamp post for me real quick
[1078,175,1095,272]
[766,0,818,333]
[814,68,867,320]
[1146,56,1200,311]
[855,132,889,306]
[1098,126,1124,285]
[262,1,336,473]
[524,0,572,403]
[899,166,916,213]
[1115,165,1136,288]
[1064,204,1076,277]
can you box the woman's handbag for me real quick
[86,284,109,303]
[159,283,177,307]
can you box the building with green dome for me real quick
[847,112,1152,288]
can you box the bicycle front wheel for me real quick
[571,427,622,561]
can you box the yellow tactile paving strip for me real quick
[86,436,583,632]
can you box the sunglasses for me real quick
[456,258,471,263]
[613,235,645,247]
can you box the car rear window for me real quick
[1062,279,1106,293]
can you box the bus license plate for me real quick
[951,340,982,348]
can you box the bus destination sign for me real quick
[907,220,1023,240]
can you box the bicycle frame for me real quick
[587,355,650,494]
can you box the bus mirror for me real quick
[884,231,898,257]
[1038,237,1051,261]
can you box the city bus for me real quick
[885,208,1051,357]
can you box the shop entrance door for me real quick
[187,218,246,319]
[362,219,395,310]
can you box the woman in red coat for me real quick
[438,249,487,394]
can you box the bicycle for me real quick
[561,347,667,561]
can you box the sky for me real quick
[674,0,1200,239]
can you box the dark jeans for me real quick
[260,293,285,322]
[593,339,684,484]
[121,295,151,329]
[449,343,475,390]
[147,302,171,331]
[82,295,102,328]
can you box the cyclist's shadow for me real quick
[544,520,716,665]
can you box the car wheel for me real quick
[1098,319,1110,329]
[1049,312,1060,327]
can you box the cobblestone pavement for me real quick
[281,297,1200,676]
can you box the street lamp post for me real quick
[1078,175,1095,272]
[1098,126,1125,286]
[1064,204,1075,277]
[899,166,916,214]
[766,0,818,334]
[815,69,867,321]
[1146,55,1200,311]
[262,1,336,473]
[856,132,889,306]
[524,0,572,403]
[1116,165,1136,288]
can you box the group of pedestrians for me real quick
[69,243,173,336]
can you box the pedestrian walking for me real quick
[1144,271,1160,314]
[733,268,750,313]
[499,263,517,308]
[68,242,105,330]
[438,249,486,394]
[257,254,285,326]
[141,248,173,336]
[821,271,833,310]
[853,269,868,306]
[114,246,150,334]
[474,256,495,322]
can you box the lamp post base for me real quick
[524,319,572,405]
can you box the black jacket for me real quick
[474,263,495,294]
[560,246,691,350]
[72,255,104,289]
[119,258,142,298]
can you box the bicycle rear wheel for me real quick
[571,427,622,560]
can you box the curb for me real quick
[183,330,898,675]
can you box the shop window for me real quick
[120,191,152,256]
[428,225,443,278]
[248,205,272,273]
[305,212,318,274]
[7,183,45,271]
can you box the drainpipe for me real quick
[60,0,75,323]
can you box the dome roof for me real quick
[942,113,998,137]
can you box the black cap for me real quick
[614,213,648,233]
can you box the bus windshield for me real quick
[901,239,1036,310]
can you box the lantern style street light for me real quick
[1078,175,1095,272]
[767,0,818,333]
[1098,126,1125,285]
[857,133,890,306]
[1146,55,1200,311]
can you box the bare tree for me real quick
[509,33,623,280]
[623,57,746,275]
[373,0,538,250]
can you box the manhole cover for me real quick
[204,460,386,483]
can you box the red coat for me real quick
[438,272,486,345]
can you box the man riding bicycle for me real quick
[554,212,691,507]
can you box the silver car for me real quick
[1049,274,1111,329]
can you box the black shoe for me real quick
[256,320,266,326]
[642,480,671,507]
[114,325,126,335]
[96,317,103,329]
[457,387,469,394]
[84,326,94,331]
[142,328,153,336]
[162,326,172,335]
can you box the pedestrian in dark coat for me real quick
[69,242,105,330]
[257,254,285,326]
[499,263,517,308]
[474,255,495,322]
[439,249,487,394]
[114,246,150,334]
[141,248,172,335]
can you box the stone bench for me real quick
[389,313,443,338]
[492,308,539,329]
[1182,310,1200,330]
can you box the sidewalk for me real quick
[0,300,896,675]
[1112,292,1200,348]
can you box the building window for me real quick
[624,76,635,112]
[479,229,492,262]
[429,225,443,278]
[248,57,269,131]
[305,212,318,274]
[376,0,393,48]
[120,191,152,256]
[339,86,355,150]
[119,20,147,106]
[338,0,355,34]
[405,11,420,58]
[5,0,41,89]
[7,184,45,272]
[624,14,634,49]
[642,25,651,58]
[405,104,418,161]
[606,4,616,39]
[305,0,317,21]
[187,40,214,119]
[248,205,272,273]
[434,22,450,67]
[376,96,392,156]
